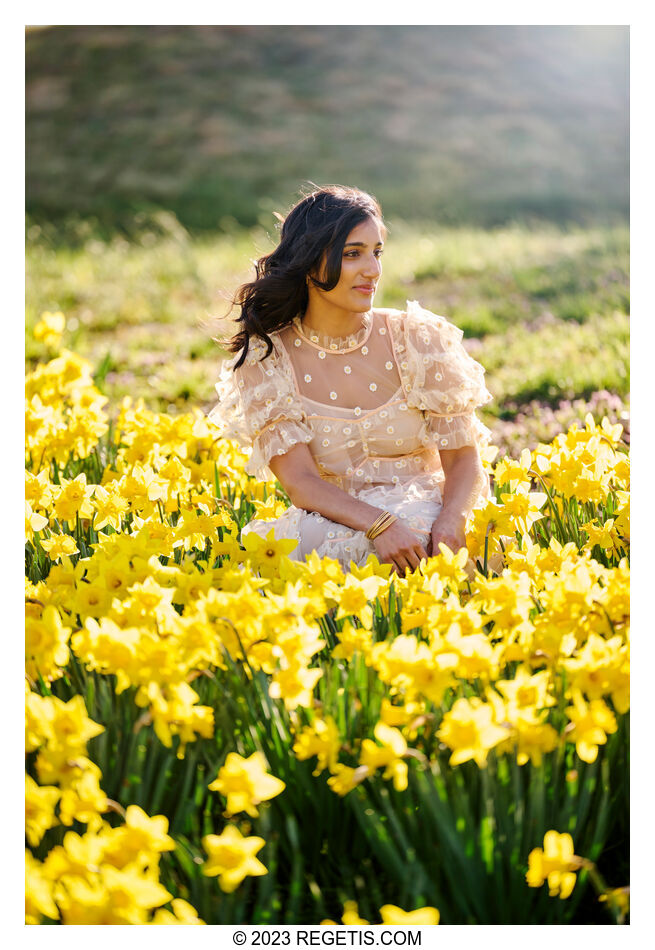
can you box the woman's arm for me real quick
[430,444,487,554]
[269,444,428,572]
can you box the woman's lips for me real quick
[354,286,375,295]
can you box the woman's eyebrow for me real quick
[343,241,384,247]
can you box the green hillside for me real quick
[26,25,628,232]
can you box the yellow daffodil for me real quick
[334,573,386,629]
[208,751,285,817]
[251,494,289,521]
[495,667,556,712]
[25,850,59,924]
[25,775,60,846]
[292,716,341,775]
[494,448,534,491]
[57,767,108,830]
[202,825,268,892]
[57,864,173,924]
[103,805,176,865]
[598,887,630,923]
[33,310,66,348]
[437,697,509,768]
[40,533,79,562]
[499,485,548,535]
[326,763,369,797]
[52,473,95,523]
[580,518,625,557]
[380,904,440,924]
[359,721,409,791]
[241,528,299,573]
[25,604,71,683]
[565,690,617,763]
[152,898,206,924]
[526,831,583,899]
[25,500,48,543]
[92,483,130,531]
[341,900,369,925]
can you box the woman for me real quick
[208,185,492,575]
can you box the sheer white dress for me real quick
[207,300,492,571]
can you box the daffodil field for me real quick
[26,318,629,925]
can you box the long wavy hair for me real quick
[223,184,385,369]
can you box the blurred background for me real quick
[26,25,629,456]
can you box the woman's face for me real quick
[309,216,385,313]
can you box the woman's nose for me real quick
[362,255,382,277]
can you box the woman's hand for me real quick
[428,511,468,557]
[372,520,429,575]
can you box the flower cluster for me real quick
[25,336,629,923]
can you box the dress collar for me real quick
[291,311,373,352]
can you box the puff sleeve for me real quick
[394,300,493,450]
[207,335,314,480]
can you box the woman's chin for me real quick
[350,293,375,310]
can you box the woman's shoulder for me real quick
[375,300,459,340]
[373,300,449,322]
[237,328,287,367]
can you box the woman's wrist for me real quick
[365,510,397,540]
[434,505,468,527]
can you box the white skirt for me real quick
[241,477,445,572]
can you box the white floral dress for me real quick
[207,300,492,570]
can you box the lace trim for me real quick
[291,311,373,352]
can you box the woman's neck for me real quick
[301,299,369,338]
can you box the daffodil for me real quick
[526,831,583,899]
[58,772,108,831]
[493,448,534,490]
[292,716,341,775]
[565,690,617,763]
[208,751,285,817]
[25,604,71,683]
[25,500,48,543]
[202,825,268,893]
[33,310,66,348]
[25,775,60,846]
[334,573,386,629]
[101,805,176,867]
[57,865,173,924]
[91,483,129,531]
[580,518,625,557]
[326,763,368,797]
[380,904,440,924]
[241,528,299,573]
[25,468,54,511]
[499,485,548,535]
[152,898,206,924]
[52,473,95,523]
[25,850,59,924]
[40,533,79,562]
[437,697,509,768]
[341,900,369,925]
[360,722,409,791]
[495,667,556,712]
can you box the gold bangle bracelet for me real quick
[365,510,392,539]
[365,516,386,538]
[366,511,397,540]
[370,515,397,540]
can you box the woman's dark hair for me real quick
[223,184,385,369]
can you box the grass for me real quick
[26,218,630,451]
[26,25,628,230]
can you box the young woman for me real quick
[208,185,492,575]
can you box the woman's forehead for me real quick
[345,218,386,244]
